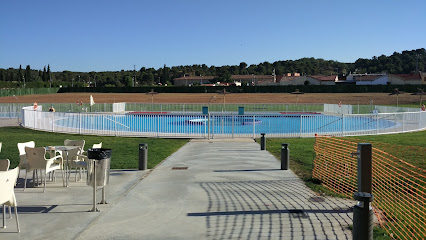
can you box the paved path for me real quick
[2,139,355,240]
[77,139,355,240]
[0,118,20,127]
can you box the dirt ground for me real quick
[0,92,423,106]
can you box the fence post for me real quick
[208,113,210,140]
[79,112,82,135]
[253,116,255,139]
[232,115,234,138]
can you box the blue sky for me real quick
[1,0,425,72]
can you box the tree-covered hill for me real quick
[0,48,424,88]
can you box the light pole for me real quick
[390,88,401,107]
[416,54,421,72]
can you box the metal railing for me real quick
[21,107,426,138]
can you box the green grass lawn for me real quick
[264,130,425,190]
[264,131,425,240]
[0,126,189,169]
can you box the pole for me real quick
[100,187,107,204]
[357,143,372,194]
[90,160,99,212]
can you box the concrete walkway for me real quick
[2,139,355,240]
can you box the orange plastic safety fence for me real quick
[313,136,426,240]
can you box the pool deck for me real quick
[2,138,355,239]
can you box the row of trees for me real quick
[1,48,424,88]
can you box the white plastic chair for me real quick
[0,159,9,171]
[72,142,102,181]
[63,140,86,181]
[0,159,12,224]
[17,141,35,179]
[24,147,63,192]
[0,167,20,232]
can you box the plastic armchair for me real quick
[17,141,35,179]
[64,139,85,152]
[0,159,12,224]
[24,147,63,193]
[0,167,20,232]
[0,159,9,171]
[63,140,86,181]
[71,142,102,181]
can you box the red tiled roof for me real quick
[277,75,303,82]
[308,75,337,81]
[353,75,383,81]
[174,76,215,81]
[231,75,274,80]
[392,73,421,80]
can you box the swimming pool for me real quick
[52,113,398,138]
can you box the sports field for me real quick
[0,92,423,106]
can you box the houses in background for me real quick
[173,72,426,86]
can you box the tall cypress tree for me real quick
[18,65,23,82]
[25,65,31,83]
[43,66,47,82]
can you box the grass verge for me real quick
[0,126,189,169]
[264,130,425,240]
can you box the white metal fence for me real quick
[20,105,426,139]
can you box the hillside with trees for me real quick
[0,48,424,88]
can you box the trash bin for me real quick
[87,148,112,187]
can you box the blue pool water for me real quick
[56,113,397,135]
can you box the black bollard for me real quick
[139,143,148,170]
[281,143,289,170]
[260,133,266,150]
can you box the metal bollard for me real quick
[353,192,374,240]
[281,143,289,170]
[260,133,266,150]
[139,143,148,170]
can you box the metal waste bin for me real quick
[87,148,112,212]
[87,148,112,187]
